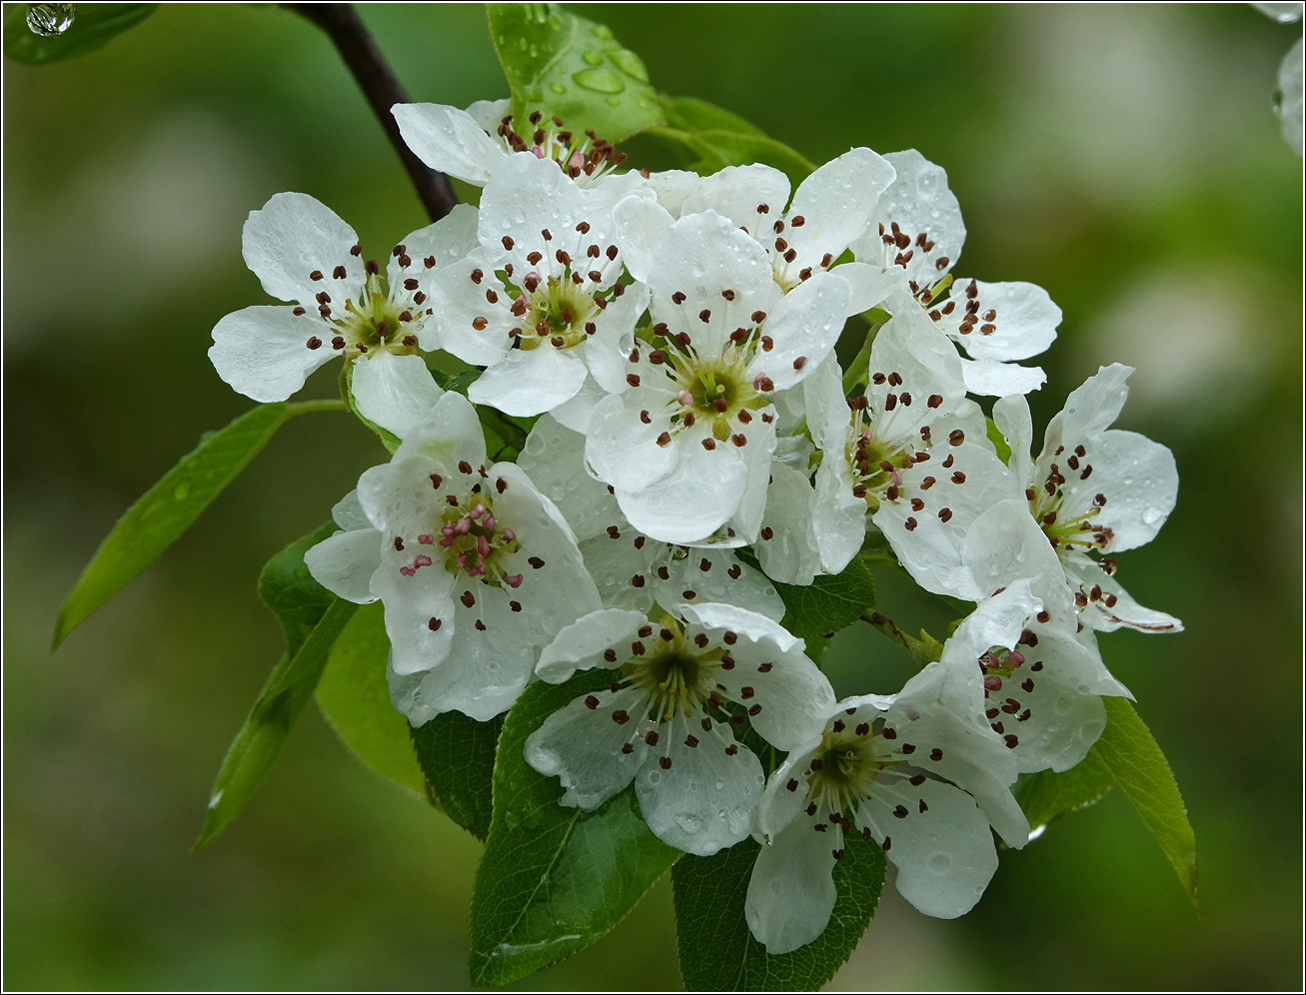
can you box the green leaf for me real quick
[469,671,681,985]
[772,558,877,644]
[1095,697,1198,908]
[53,400,344,649]
[257,521,339,660]
[316,602,428,800]
[672,834,887,991]
[196,597,358,847]
[1012,748,1114,832]
[411,707,506,840]
[487,3,664,143]
[651,96,815,188]
[4,4,157,64]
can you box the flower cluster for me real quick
[209,98,1181,953]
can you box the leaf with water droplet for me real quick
[487,3,664,142]
[4,2,156,64]
[469,670,680,985]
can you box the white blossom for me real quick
[525,602,835,855]
[848,150,1059,395]
[428,152,649,429]
[304,392,600,723]
[803,294,1013,597]
[585,208,850,544]
[992,364,1182,634]
[208,192,478,437]
[745,592,1031,954]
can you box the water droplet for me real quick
[608,48,649,82]
[1142,507,1161,525]
[589,23,613,39]
[173,483,191,501]
[604,96,621,107]
[549,81,567,95]
[573,67,626,94]
[677,813,702,832]
[26,3,75,37]
[714,780,725,791]
[928,853,952,873]
[582,49,604,66]
[647,770,661,785]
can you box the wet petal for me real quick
[351,351,444,440]
[208,306,336,403]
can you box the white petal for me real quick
[610,195,675,285]
[866,778,997,919]
[392,102,506,185]
[748,271,851,392]
[393,391,487,470]
[812,457,868,576]
[1064,558,1183,634]
[478,152,591,271]
[1064,430,1178,553]
[351,352,444,439]
[959,358,1046,397]
[755,461,823,585]
[783,147,896,271]
[713,640,836,753]
[639,167,702,218]
[330,489,371,532]
[584,390,678,493]
[241,192,364,305]
[745,811,839,954]
[303,527,382,604]
[524,685,650,809]
[463,98,511,131]
[468,345,589,416]
[208,306,335,403]
[992,394,1035,482]
[1047,363,1134,445]
[635,718,764,855]
[942,280,1060,363]
[659,550,786,621]
[549,374,606,434]
[855,150,965,288]
[535,608,646,683]
[679,163,791,233]
[835,260,903,315]
[617,441,750,546]
[518,414,621,540]
[803,353,850,452]
[386,203,481,317]
[962,498,1072,618]
[583,281,649,395]
[427,252,515,366]
[370,547,456,676]
[680,601,802,654]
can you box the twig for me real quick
[860,611,943,665]
[286,3,458,223]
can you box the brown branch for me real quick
[286,3,458,223]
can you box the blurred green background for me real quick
[4,3,1301,990]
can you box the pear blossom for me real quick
[393,99,647,207]
[517,415,785,618]
[616,149,895,315]
[428,152,650,429]
[303,392,600,723]
[584,208,850,545]
[745,589,1033,954]
[525,601,835,855]
[800,294,1013,597]
[208,192,478,437]
[992,364,1181,634]
[847,150,1060,396]
[959,499,1131,774]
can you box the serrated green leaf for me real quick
[257,521,339,660]
[1095,697,1198,908]
[4,3,156,64]
[469,671,680,985]
[487,3,664,143]
[411,706,505,840]
[53,400,343,649]
[673,834,886,991]
[316,602,428,800]
[772,558,877,645]
[985,416,1012,465]
[651,96,815,188]
[196,597,358,847]
[1012,748,1114,832]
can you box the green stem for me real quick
[860,611,943,666]
[286,398,350,415]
